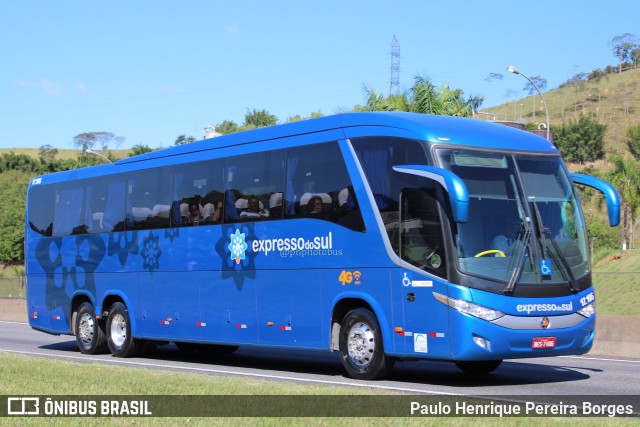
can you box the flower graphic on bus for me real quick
[141,231,162,273]
[228,229,248,264]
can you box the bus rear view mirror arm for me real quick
[393,165,469,223]
[571,173,620,227]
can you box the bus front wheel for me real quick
[455,360,502,375]
[106,302,142,358]
[75,302,107,354]
[339,308,395,380]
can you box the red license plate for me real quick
[532,337,556,349]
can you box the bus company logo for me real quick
[541,317,550,329]
[228,229,248,264]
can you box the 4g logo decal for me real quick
[338,270,362,286]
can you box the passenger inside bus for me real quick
[239,196,270,219]
[202,199,223,224]
[304,195,332,220]
[183,202,203,225]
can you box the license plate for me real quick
[532,337,556,349]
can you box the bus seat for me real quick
[269,192,283,218]
[152,204,171,218]
[269,192,283,209]
[92,212,104,231]
[132,207,151,222]
[235,198,264,211]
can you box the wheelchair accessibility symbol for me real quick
[540,259,552,276]
[402,272,412,287]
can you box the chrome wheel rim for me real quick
[78,312,94,346]
[110,313,127,348]
[347,321,375,367]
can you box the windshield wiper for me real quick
[529,197,580,293]
[503,215,532,295]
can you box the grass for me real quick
[592,250,640,316]
[0,352,636,426]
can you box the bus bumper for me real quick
[448,311,596,361]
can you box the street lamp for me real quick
[84,148,112,164]
[506,65,550,140]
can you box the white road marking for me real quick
[0,348,459,396]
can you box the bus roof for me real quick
[30,113,558,185]
[117,112,557,165]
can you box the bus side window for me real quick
[126,168,172,230]
[286,142,363,230]
[400,187,446,277]
[174,159,225,227]
[226,150,285,223]
[28,185,55,236]
[53,183,85,236]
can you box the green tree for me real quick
[607,155,640,251]
[38,145,58,161]
[522,76,547,96]
[175,135,196,145]
[0,170,30,262]
[609,33,637,73]
[285,112,325,123]
[361,74,483,117]
[215,120,239,135]
[554,115,606,164]
[626,124,640,160]
[73,132,123,152]
[129,144,154,157]
[631,46,640,69]
[243,109,277,128]
[0,153,40,173]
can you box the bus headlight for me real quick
[433,292,505,321]
[577,302,595,318]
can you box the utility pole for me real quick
[390,35,400,95]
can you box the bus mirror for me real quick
[392,165,469,223]
[571,173,620,227]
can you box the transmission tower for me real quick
[390,35,400,95]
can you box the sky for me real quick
[1,1,637,150]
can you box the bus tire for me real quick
[455,360,502,375]
[339,308,395,380]
[75,302,107,354]
[106,302,142,358]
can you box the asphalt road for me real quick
[2,320,640,397]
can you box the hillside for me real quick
[484,68,640,155]
[0,148,132,161]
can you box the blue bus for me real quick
[25,112,620,380]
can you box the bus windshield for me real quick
[436,149,589,287]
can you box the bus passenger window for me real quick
[126,168,172,230]
[28,185,55,236]
[286,142,364,231]
[174,159,224,228]
[53,184,85,236]
[225,150,285,223]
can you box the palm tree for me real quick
[607,155,640,250]
[361,75,483,117]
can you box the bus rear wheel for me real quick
[106,302,143,357]
[339,308,395,380]
[455,360,502,375]
[75,302,107,354]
